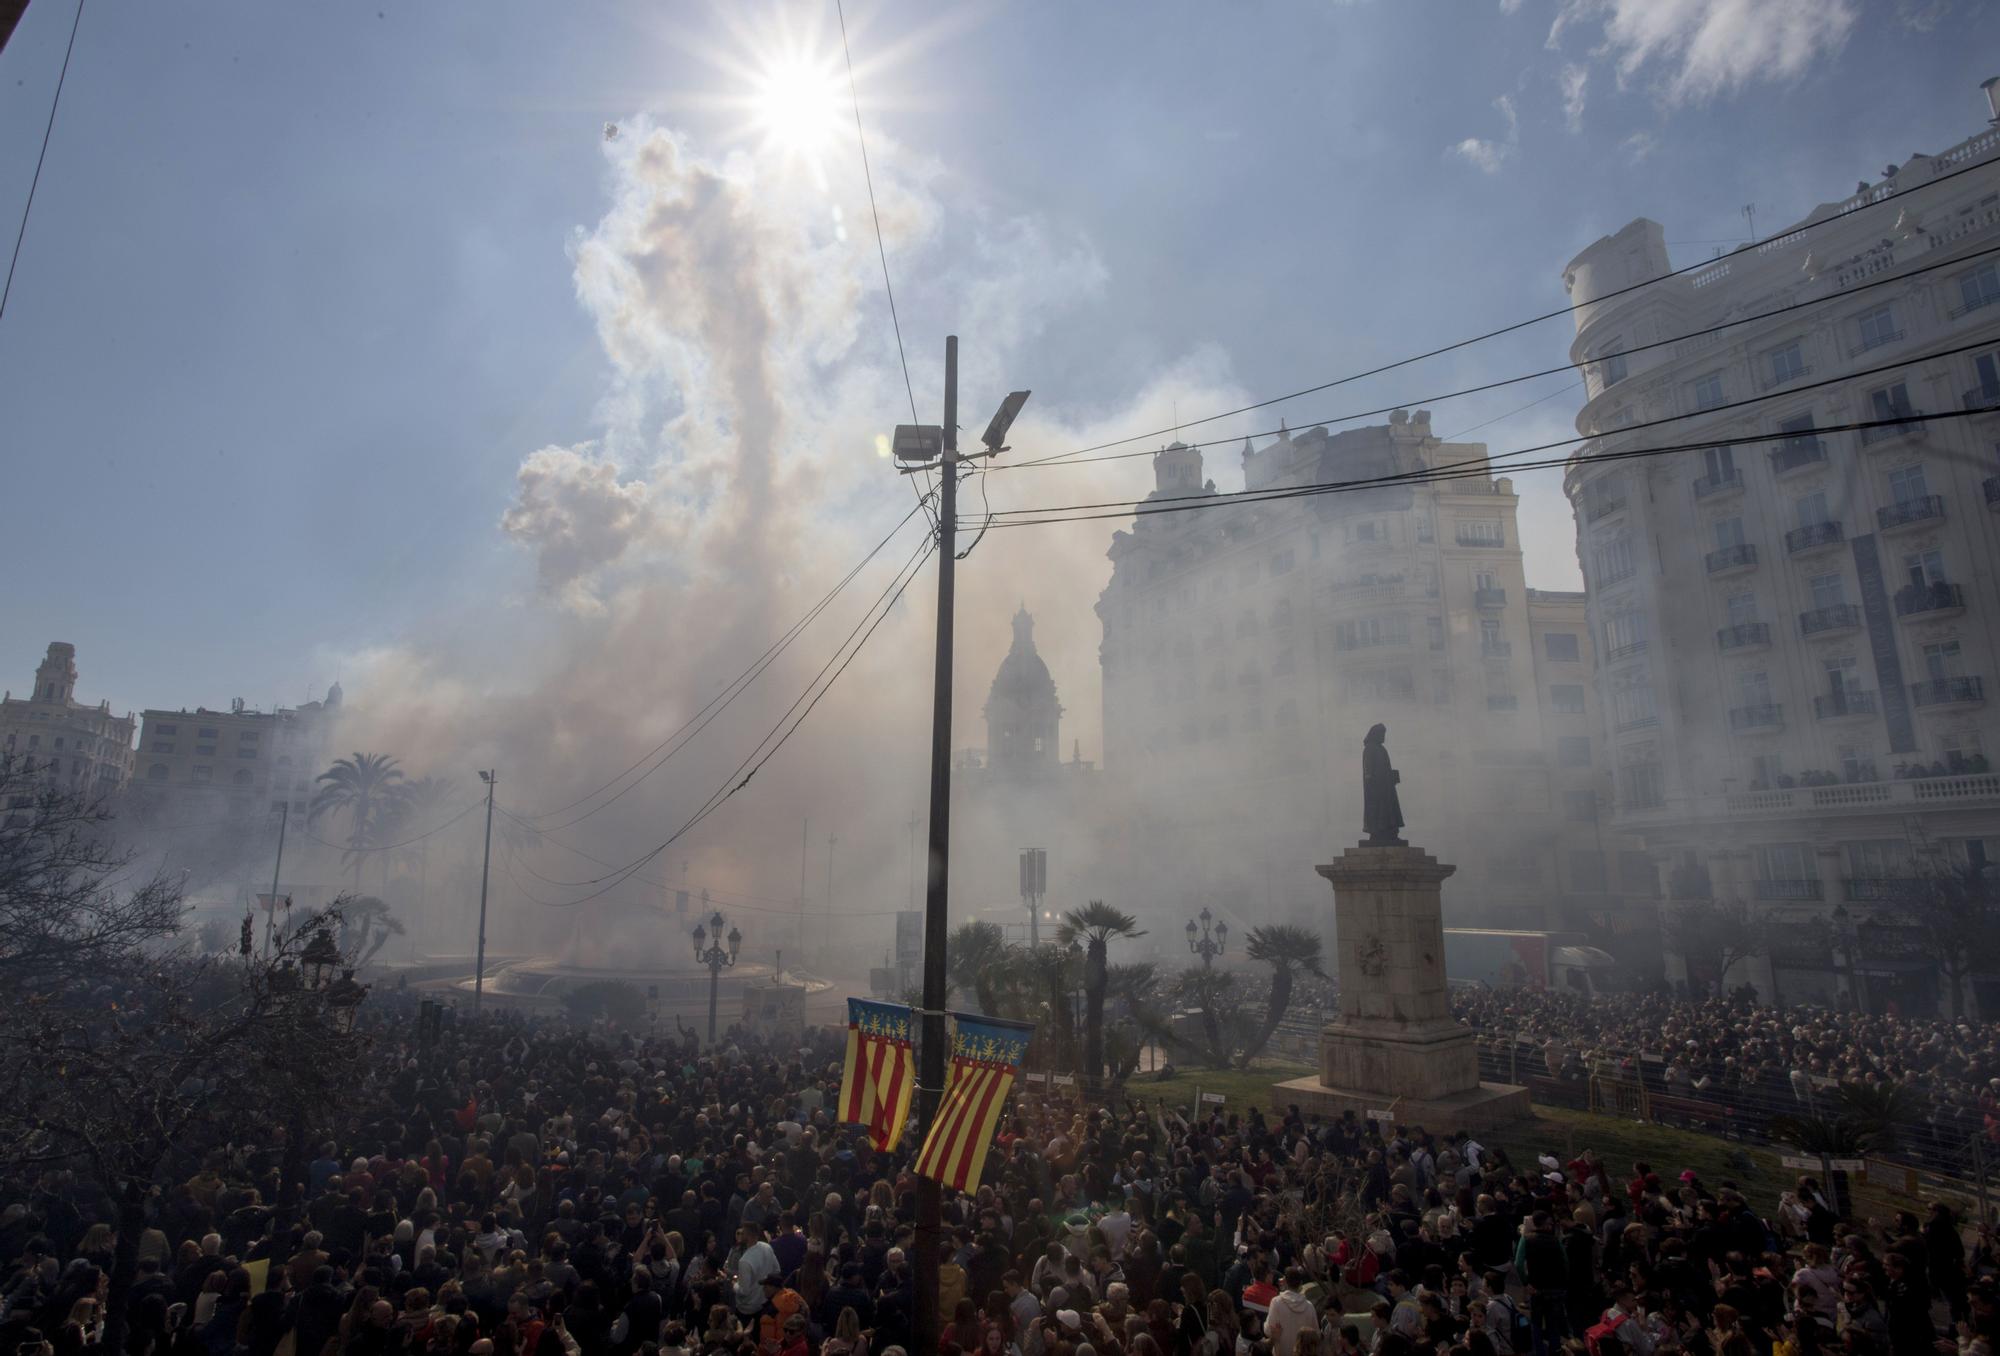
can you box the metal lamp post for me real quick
[1830,903,1861,1013]
[284,925,368,1200]
[1186,907,1227,968]
[692,909,741,1044]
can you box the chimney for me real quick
[1985,75,2000,125]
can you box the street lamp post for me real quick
[284,924,369,1200]
[1185,906,1227,968]
[692,909,741,1045]
[1831,903,1861,1013]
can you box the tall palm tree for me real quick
[1057,900,1145,1090]
[336,895,406,969]
[1238,923,1327,1068]
[947,920,1013,1016]
[310,753,408,887]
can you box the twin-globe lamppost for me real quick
[278,923,368,1199]
[692,908,742,1044]
[1186,906,1227,968]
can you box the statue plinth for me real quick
[1272,843,1529,1131]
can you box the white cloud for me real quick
[1560,63,1589,132]
[1621,130,1659,163]
[500,444,657,615]
[1549,0,1858,104]
[1449,94,1519,174]
[1499,0,1524,12]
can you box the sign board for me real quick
[1366,1109,1396,1122]
[1781,1154,1867,1172]
[1199,1092,1226,1104]
[1051,1073,1075,1086]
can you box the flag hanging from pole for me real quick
[913,1012,1032,1193]
[838,998,916,1152]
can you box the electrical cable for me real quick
[1437,379,1585,442]
[834,0,937,534]
[982,405,1993,531]
[294,800,481,855]
[519,534,936,907]
[524,496,928,827]
[1015,156,1997,466]
[1002,241,2000,471]
[0,0,84,326]
[978,336,2000,526]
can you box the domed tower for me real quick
[984,605,1063,777]
[34,643,77,705]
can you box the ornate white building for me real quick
[1559,83,2000,1011]
[0,643,137,799]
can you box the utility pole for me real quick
[826,833,837,954]
[913,334,959,1354]
[474,769,496,1012]
[263,801,289,959]
[799,817,809,953]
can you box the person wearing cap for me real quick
[756,1269,808,1352]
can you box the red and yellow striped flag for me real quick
[913,1013,1032,1193]
[838,998,916,1152]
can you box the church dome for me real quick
[987,606,1058,711]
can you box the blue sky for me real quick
[1,0,1993,729]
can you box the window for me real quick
[1809,573,1847,610]
[1611,685,1657,729]
[1701,445,1736,479]
[1271,598,1294,628]
[1960,261,2000,314]
[1887,464,1930,504]
[1692,371,1726,411]
[1856,305,1900,351]
[1270,549,1295,576]
[1768,341,1806,385]
[1570,851,1608,892]
[1474,569,1496,592]
[1593,535,1636,583]
[237,747,258,758]
[1335,616,1409,649]
[1603,611,1646,657]
[1838,744,1876,783]
[1903,548,1948,589]
[1620,763,1664,807]
[51,738,63,751]
[1592,350,1624,394]
[1725,591,1759,626]
[198,727,218,739]
[1557,735,1592,767]
[1713,516,1745,549]
[1751,752,1785,786]
[1550,683,1586,714]
[1543,632,1580,663]
[1847,839,1913,879]
[1563,789,1598,823]
[233,769,253,786]
[1272,646,1296,677]
[1824,656,1862,695]
[1353,520,1379,543]
[196,744,217,757]
[147,764,168,781]
[1619,853,1659,896]
[1923,641,1963,682]
[238,729,258,742]
[192,766,212,783]
[1794,491,1829,528]
[1480,618,1503,650]
[1739,670,1773,706]
[1866,380,1916,431]
[1977,351,2000,399]
[1757,842,1815,883]
[1415,515,1434,543]
[1457,519,1504,546]
[153,723,178,736]
[1427,616,1445,651]
[150,737,175,753]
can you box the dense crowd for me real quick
[2,998,1995,1356]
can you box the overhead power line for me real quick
[294,800,482,855]
[524,496,929,828]
[1,0,85,326]
[1020,156,1997,466]
[1003,241,2000,471]
[980,336,2000,526]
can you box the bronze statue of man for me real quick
[1362,722,1406,846]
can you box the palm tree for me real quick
[1237,924,1328,1068]
[1104,961,1168,1083]
[336,895,405,968]
[1019,942,1082,1073]
[947,920,1012,1016]
[310,754,408,887]
[1057,900,1145,1090]
[1173,963,1240,1069]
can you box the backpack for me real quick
[1585,1311,1630,1356]
[1494,1294,1532,1350]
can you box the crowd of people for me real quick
[1,996,1995,1356]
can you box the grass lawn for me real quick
[1119,1061,1313,1115]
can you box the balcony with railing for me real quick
[1481,640,1514,659]
[1848,329,1906,358]
[1704,543,1758,575]
[1877,495,1944,531]
[1763,364,1813,391]
[1844,877,1923,902]
[1813,689,1878,720]
[1605,639,1648,662]
[1473,586,1508,610]
[1910,676,1985,708]
[1583,496,1627,523]
[1895,581,1965,619]
[1455,527,1506,548]
[1785,521,1844,555]
[1860,407,1923,446]
[1754,877,1823,901]
[1716,622,1771,652]
[1692,467,1746,500]
[1769,438,1827,476]
[1966,380,2000,412]
[1728,703,1783,732]
[1799,603,1862,637]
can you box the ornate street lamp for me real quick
[693,908,742,1045]
[301,927,342,991]
[1186,906,1227,968]
[326,968,369,1035]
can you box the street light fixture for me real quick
[326,968,369,1034]
[1187,906,1227,968]
[301,926,342,991]
[693,908,742,1044]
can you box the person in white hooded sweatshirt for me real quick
[1266,1266,1320,1356]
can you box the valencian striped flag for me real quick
[913,1012,1033,1193]
[838,998,916,1152]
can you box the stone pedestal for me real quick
[1271,843,1529,1130]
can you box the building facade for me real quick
[1559,87,2000,1011]
[0,643,137,798]
[127,684,342,829]
[1094,414,1655,953]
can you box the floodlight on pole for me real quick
[980,390,1031,452]
[893,424,943,465]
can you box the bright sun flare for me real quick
[751,53,845,157]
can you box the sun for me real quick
[750,51,845,158]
